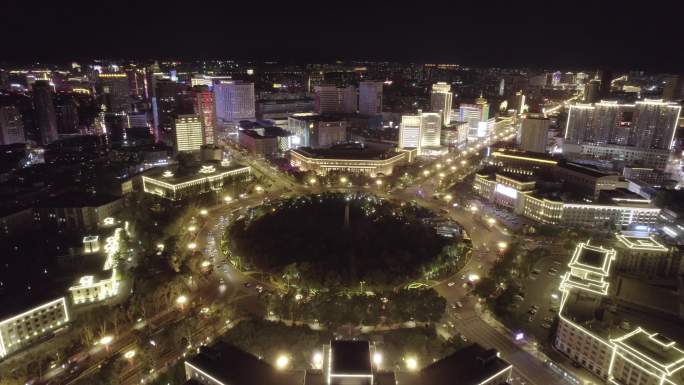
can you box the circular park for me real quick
[224,192,470,288]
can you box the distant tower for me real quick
[344,200,350,228]
[32,80,58,145]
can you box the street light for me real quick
[487,218,496,225]
[188,225,197,232]
[340,176,348,184]
[199,209,208,216]
[309,177,317,185]
[176,295,188,309]
[99,335,113,346]
[450,166,456,171]
[312,351,323,369]
[187,243,197,250]
[223,196,233,203]
[444,194,453,202]
[405,357,418,371]
[124,350,136,360]
[375,179,383,186]
[497,241,508,249]
[438,172,445,178]
[460,160,467,166]
[422,170,430,177]
[255,185,264,193]
[373,352,383,367]
[275,355,290,370]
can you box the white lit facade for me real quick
[0,298,69,358]
[175,115,203,152]
[142,164,251,201]
[214,82,256,124]
[399,111,442,154]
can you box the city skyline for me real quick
[0,2,683,72]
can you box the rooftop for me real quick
[616,232,668,251]
[330,340,372,375]
[569,242,615,274]
[144,161,249,185]
[558,161,616,179]
[290,113,349,122]
[613,328,684,374]
[292,143,402,161]
[402,344,511,385]
[185,342,301,385]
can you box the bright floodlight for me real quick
[373,352,383,366]
[460,160,467,165]
[256,185,264,192]
[450,166,456,171]
[444,194,453,201]
[406,357,418,371]
[468,273,480,282]
[188,225,197,232]
[187,243,197,250]
[176,295,188,305]
[375,179,383,186]
[201,260,211,268]
[200,209,208,216]
[99,335,113,345]
[487,218,496,225]
[439,172,445,178]
[313,351,323,369]
[422,170,430,176]
[498,242,508,249]
[224,196,233,203]
[470,206,478,212]
[309,178,317,184]
[275,355,289,369]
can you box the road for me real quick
[41,118,572,385]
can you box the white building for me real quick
[214,81,255,125]
[358,81,383,116]
[430,82,453,125]
[399,110,442,154]
[0,297,70,358]
[175,115,203,152]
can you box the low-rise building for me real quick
[142,161,251,201]
[290,143,413,177]
[34,194,123,231]
[614,232,677,277]
[0,297,70,358]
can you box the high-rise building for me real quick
[584,79,600,103]
[511,90,526,115]
[662,75,683,101]
[55,95,79,135]
[0,106,25,144]
[399,110,441,152]
[599,69,613,98]
[32,80,58,145]
[430,82,453,125]
[565,99,680,150]
[98,73,131,113]
[519,115,549,153]
[214,81,255,124]
[358,81,383,116]
[475,93,489,122]
[193,87,216,145]
[314,85,357,114]
[174,115,203,152]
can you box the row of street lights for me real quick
[275,350,418,371]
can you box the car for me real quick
[218,278,225,285]
[528,309,538,315]
[447,282,455,287]
[255,285,264,293]
[455,301,463,308]
[531,305,539,310]
[543,316,554,323]
[243,282,252,288]
[527,315,535,323]
[460,334,468,342]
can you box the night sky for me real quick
[2,1,682,72]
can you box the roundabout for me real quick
[223,192,468,288]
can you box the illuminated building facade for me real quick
[399,110,442,154]
[175,115,204,152]
[614,232,677,277]
[194,88,216,145]
[430,82,453,125]
[358,81,383,116]
[554,241,684,384]
[287,113,348,148]
[564,100,681,167]
[214,81,256,124]
[314,85,357,114]
[98,73,131,113]
[290,145,413,177]
[0,297,69,358]
[142,163,251,201]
